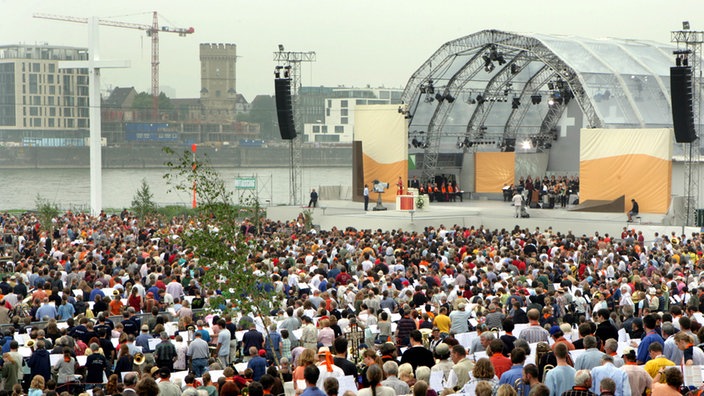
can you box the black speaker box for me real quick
[275,78,296,140]
[670,67,697,143]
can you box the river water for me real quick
[0,167,351,211]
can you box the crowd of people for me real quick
[0,208,702,396]
[503,175,580,209]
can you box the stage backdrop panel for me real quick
[475,152,515,193]
[580,128,672,214]
[354,105,408,203]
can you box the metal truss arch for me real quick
[464,51,532,139]
[503,65,557,140]
[401,30,522,107]
[420,47,491,181]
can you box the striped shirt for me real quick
[518,325,549,343]
[561,387,597,396]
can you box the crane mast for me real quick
[34,11,194,120]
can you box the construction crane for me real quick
[34,11,194,120]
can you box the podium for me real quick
[396,195,416,211]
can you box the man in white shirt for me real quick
[512,191,523,218]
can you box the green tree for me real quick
[161,147,273,317]
[237,95,277,140]
[132,91,173,110]
[34,194,60,234]
[131,179,157,222]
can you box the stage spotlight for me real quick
[485,63,495,73]
[483,54,492,67]
[427,80,435,94]
[476,94,486,105]
[496,54,506,65]
[563,90,573,105]
[530,94,542,105]
[468,97,477,105]
[684,21,691,30]
[511,97,521,109]
[463,138,470,147]
[521,140,532,150]
[412,138,420,148]
[543,143,552,149]
[278,44,285,52]
[445,94,455,103]
[456,138,463,149]
[422,140,430,149]
[435,93,445,102]
[547,82,555,90]
[283,66,291,78]
[510,64,519,74]
[274,65,283,78]
[419,86,427,94]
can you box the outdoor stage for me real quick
[266,198,698,241]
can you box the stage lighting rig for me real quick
[511,97,521,109]
[489,44,506,65]
[530,94,542,105]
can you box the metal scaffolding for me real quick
[672,27,703,226]
[401,30,603,180]
[273,49,316,205]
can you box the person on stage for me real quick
[627,198,639,222]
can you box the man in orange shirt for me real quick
[109,293,124,316]
[489,339,512,377]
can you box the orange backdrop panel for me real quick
[580,154,671,214]
[362,154,408,203]
[475,152,515,193]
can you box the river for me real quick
[0,167,351,211]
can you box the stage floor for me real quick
[266,198,697,242]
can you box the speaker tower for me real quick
[670,66,697,143]
[275,78,296,140]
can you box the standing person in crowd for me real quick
[309,189,319,208]
[154,332,177,371]
[1,352,18,392]
[512,190,523,218]
[187,331,210,378]
[363,184,370,211]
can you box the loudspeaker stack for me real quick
[670,66,697,143]
[275,78,297,140]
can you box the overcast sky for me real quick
[3,0,703,101]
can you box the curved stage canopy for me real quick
[402,29,678,180]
